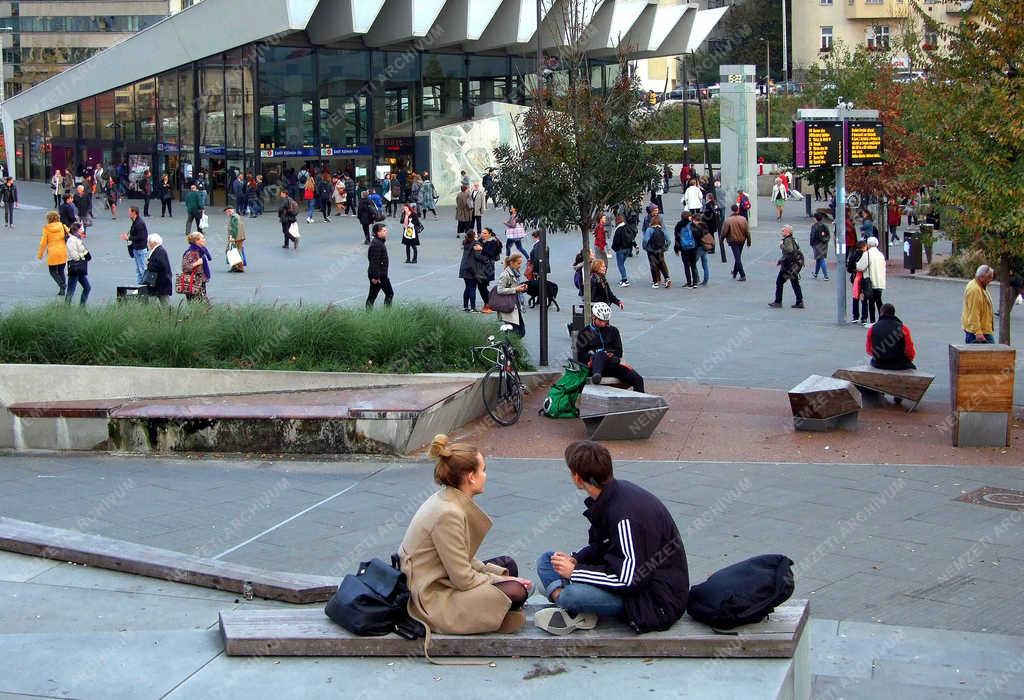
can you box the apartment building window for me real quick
[820,0,832,5]
[866,0,883,4]
[868,25,890,50]
[821,26,834,51]
[924,30,938,47]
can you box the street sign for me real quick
[845,121,884,166]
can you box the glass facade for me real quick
[13,42,533,185]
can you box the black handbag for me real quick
[141,269,158,287]
[324,555,424,639]
[68,259,88,276]
[687,554,795,630]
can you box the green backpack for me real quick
[540,362,590,419]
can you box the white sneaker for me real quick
[618,281,630,287]
[534,607,599,636]
[863,322,872,328]
[1017,295,1023,306]
[651,283,661,289]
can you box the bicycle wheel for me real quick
[482,365,523,426]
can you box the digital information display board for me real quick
[845,121,884,166]
[793,120,844,168]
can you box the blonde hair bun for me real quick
[428,434,452,459]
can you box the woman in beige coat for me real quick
[400,434,532,634]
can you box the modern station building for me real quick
[2,0,724,205]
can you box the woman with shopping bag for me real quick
[224,205,247,272]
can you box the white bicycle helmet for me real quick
[591,302,612,321]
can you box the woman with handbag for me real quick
[332,176,346,216]
[65,223,91,305]
[494,253,527,338]
[400,203,422,263]
[159,174,174,218]
[37,211,68,296]
[180,232,212,303]
[145,234,173,306]
[302,176,316,224]
[51,170,62,208]
[400,434,532,635]
[105,176,120,220]
[459,231,479,312]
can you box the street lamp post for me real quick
[761,38,772,139]
[680,55,689,168]
[535,0,549,367]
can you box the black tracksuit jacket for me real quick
[570,478,690,632]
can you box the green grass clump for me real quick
[0,302,534,373]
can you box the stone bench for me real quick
[578,384,669,440]
[788,375,862,432]
[0,517,337,604]
[219,599,810,660]
[832,365,935,413]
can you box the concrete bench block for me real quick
[579,385,669,440]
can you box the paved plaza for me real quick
[2,181,1024,697]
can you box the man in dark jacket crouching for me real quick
[535,440,689,635]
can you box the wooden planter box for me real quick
[949,344,1016,447]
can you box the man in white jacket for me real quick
[855,236,887,327]
[682,179,704,216]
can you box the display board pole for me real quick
[835,160,847,326]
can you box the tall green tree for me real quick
[904,0,1024,343]
[691,0,785,85]
[493,0,657,323]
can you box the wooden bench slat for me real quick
[0,517,337,604]
[219,601,809,658]
[832,365,935,412]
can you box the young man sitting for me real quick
[535,440,689,635]
[866,303,917,371]
[575,302,645,391]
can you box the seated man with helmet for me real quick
[575,302,645,392]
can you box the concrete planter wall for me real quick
[0,364,556,453]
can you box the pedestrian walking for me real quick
[51,169,62,208]
[673,212,699,288]
[0,177,18,227]
[643,214,671,288]
[962,265,995,344]
[118,206,149,284]
[421,172,439,220]
[809,212,831,280]
[58,194,78,229]
[333,176,347,216]
[37,210,68,296]
[593,214,608,261]
[460,231,480,312]
[471,182,485,234]
[277,189,300,249]
[694,220,713,285]
[683,179,703,216]
[771,178,786,222]
[504,207,528,257]
[847,240,869,324]
[184,184,205,235]
[140,169,153,217]
[474,228,502,312]
[73,184,93,236]
[144,233,173,306]
[887,201,902,243]
[769,225,805,309]
[721,205,750,281]
[316,173,332,222]
[357,191,376,244]
[400,203,422,263]
[65,223,91,305]
[366,223,394,308]
[855,237,886,325]
[302,176,316,223]
[105,175,120,219]
[158,174,174,217]
[181,231,212,304]
[736,189,752,219]
[495,253,527,338]
[455,185,473,237]
[482,168,498,208]
[224,205,247,272]
[610,214,634,287]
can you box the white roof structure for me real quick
[1,0,726,167]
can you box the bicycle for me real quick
[471,324,525,426]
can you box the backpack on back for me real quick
[324,555,425,639]
[540,362,590,418]
[687,554,795,630]
[648,226,668,252]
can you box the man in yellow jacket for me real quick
[962,264,995,344]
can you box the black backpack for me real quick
[324,556,425,639]
[647,225,667,252]
[686,554,795,630]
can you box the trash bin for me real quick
[903,230,923,274]
[949,344,1016,447]
[116,285,150,302]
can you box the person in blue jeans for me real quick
[694,221,711,285]
[609,214,633,286]
[534,440,689,636]
[119,206,149,284]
